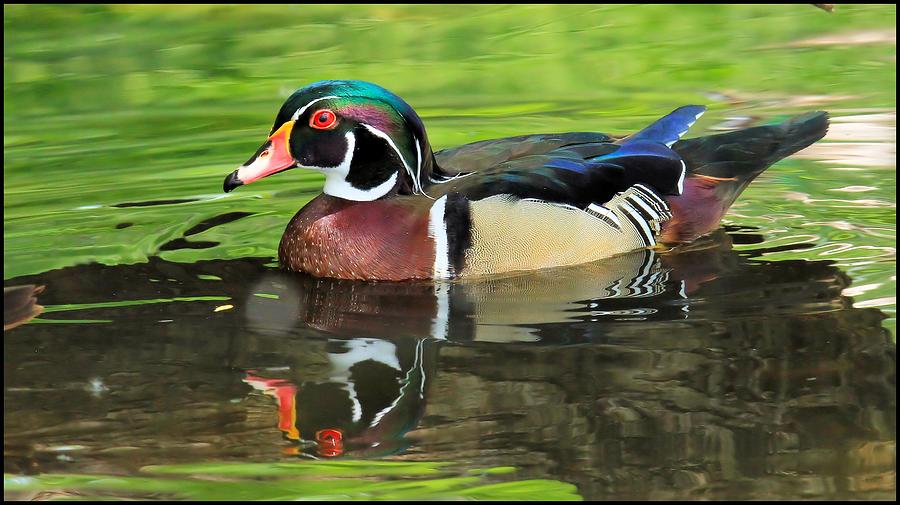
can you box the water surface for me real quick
[4,4,896,500]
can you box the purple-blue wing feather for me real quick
[624,105,706,147]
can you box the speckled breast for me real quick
[279,194,436,281]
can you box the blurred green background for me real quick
[3,5,896,500]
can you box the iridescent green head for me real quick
[225,80,434,201]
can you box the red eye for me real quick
[310,109,337,130]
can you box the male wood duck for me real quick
[224,80,828,281]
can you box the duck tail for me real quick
[659,111,829,244]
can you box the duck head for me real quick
[224,80,435,201]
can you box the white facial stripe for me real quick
[291,95,340,121]
[301,131,354,175]
[429,170,475,184]
[415,138,423,191]
[361,123,428,197]
[301,130,397,201]
[414,137,436,199]
[428,195,451,279]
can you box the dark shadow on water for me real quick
[158,238,221,251]
[182,212,255,237]
[3,231,895,499]
[111,198,202,208]
[157,212,255,251]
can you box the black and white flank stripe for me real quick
[611,184,672,248]
[585,203,623,231]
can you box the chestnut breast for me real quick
[279,194,436,281]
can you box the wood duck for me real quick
[223,80,829,281]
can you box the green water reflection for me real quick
[5,5,895,327]
[2,245,895,500]
[5,462,581,501]
[3,4,896,500]
[4,6,895,325]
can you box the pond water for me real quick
[4,4,896,500]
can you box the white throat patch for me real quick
[303,130,398,201]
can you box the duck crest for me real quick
[227,80,829,281]
[275,80,439,197]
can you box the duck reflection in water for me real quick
[242,335,438,458]
[236,242,689,458]
[233,230,883,459]
[3,230,893,497]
